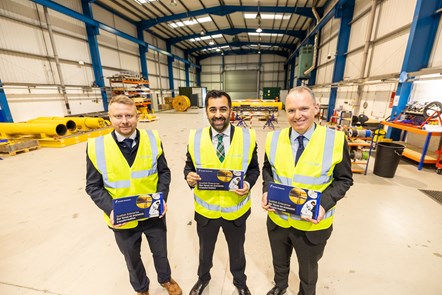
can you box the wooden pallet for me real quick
[0,139,40,156]
[4,146,39,156]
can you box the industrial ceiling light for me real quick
[170,0,177,7]
[200,29,205,36]
[209,40,215,45]
[135,0,156,4]
[255,1,262,33]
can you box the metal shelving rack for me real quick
[348,138,372,175]
[108,76,152,110]
[380,121,442,170]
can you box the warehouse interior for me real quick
[1,0,442,295]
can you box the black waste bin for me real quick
[373,142,405,178]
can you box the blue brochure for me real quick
[267,182,321,219]
[113,192,164,225]
[196,168,244,191]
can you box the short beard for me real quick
[211,117,228,132]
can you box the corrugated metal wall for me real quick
[1,0,441,122]
[429,18,442,67]
[0,0,195,121]
[311,0,439,122]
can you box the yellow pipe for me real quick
[65,117,106,130]
[0,123,67,137]
[28,117,77,131]
[30,116,107,130]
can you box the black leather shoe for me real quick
[189,280,209,295]
[236,286,251,295]
[266,286,287,295]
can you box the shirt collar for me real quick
[290,123,315,142]
[115,130,137,142]
[211,124,231,139]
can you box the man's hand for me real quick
[234,181,249,196]
[301,205,325,224]
[159,201,168,218]
[109,210,127,228]
[261,192,275,212]
[186,172,201,187]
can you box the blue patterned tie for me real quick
[295,135,304,165]
[216,134,225,162]
[123,138,133,149]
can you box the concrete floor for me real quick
[1,109,441,295]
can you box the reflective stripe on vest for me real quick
[195,194,251,213]
[95,130,159,189]
[266,126,344,231]
[275,207,335,221]
[269,129,335,186]
[190,127,254,220]
[193,128,251,172]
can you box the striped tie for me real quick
[216,133,225,162]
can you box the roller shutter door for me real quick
[225,70,258,101]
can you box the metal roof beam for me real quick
[186,41,293,54]
[197,49,289,61]
[169,28,305,44]
[31,0,199,68]
[139,6,314,30]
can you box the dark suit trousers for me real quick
[196,217,247,288]
[267,218,331,295]
[114,219,171,292]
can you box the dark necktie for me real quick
[123,138,133,149]
[216,134,225,162]
[295,135,305,165]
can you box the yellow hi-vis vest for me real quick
[265,125,344,231]
[87,129,162,229]
[188,126,256,220]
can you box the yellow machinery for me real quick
[137,107,158,122]
[232,100,283,110]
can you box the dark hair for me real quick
[205,90,232,108]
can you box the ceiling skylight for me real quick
[134,0,157,5]
[250,44,272,48]
[169,16,212,28]
[248,33,283,37]
[211,46,229,51]
[190,34,223,42]
[244,13,291,20]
